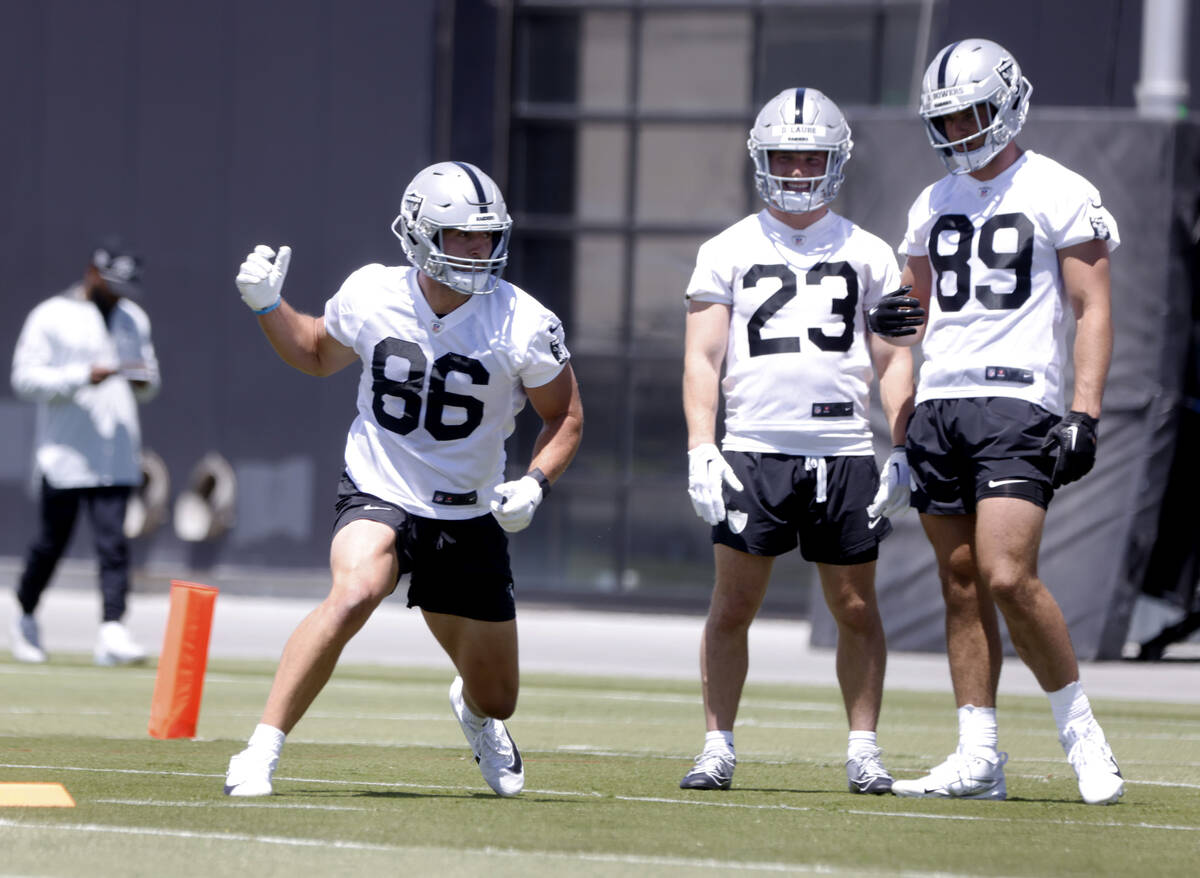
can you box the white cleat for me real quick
[846,746,894,795]
[449,675,524,797]
[11,613,47,663]
[94,621,148,666]
[679,748,736,790]
[224,747,279,797]
[1061,719,1124,805]
[892,748,1008,800]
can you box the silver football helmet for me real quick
[392,161,513,295]
[748,87,853,213]
[919,38,1033,175]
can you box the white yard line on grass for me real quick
[0,664,839,713]
[96,798,375,811]
[0,817,1011,877]
[4,762,1200,821]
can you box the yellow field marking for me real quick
[0,782,75,807]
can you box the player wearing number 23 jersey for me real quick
[687,209,901,457]
[680,87,915,798]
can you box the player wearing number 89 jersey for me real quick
[899,152,1120,413]
[881,38,1125,806]
[680,87,915,796]
[223,161,583,801]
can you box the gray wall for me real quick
[2,1,1198,656]
[0,0,439,572]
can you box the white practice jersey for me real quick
[324,265,569,519]
[686,209,901,456]
[899,150,1120,414]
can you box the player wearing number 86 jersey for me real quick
[325,263,567,519]
[224,161,582,801]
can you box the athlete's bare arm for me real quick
[868,332,915,446]
[523,364,584,483]
[1059,239,1113,419]
[257,304,358,378]
[683,300,732,448]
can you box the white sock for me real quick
[1047,680,1093,733]
[705,730,734,754]
[957,705,998,755]
[247,723,286,756]
[458,697,487,732]
[847,730,878,758]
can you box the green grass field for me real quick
[2,655,1198,877]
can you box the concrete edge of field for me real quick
[5,583,1197,705]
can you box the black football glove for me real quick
[1041,411,1099,488]
[867,286,926,337]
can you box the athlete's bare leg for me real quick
[817,560,886,730]
[975,496,1079,691]
[920,512,1002,707]
[260,519,399,733]
[700,545,774,731]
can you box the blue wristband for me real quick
[527,467,551,498]
[253,298,281,315]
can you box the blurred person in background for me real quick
[680,88,916,795]
[9,238,159,666]
[872,38,1124,805]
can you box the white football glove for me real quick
[687,443,744,525]
[867,446,911,520]
[490,476,544,533]
[236,244,291,313]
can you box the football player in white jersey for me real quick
[680,88,916,795]
[222,161,583,799]
[871,39,1124,805]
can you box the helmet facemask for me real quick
[748,87,853,214]
[392,161,514,295]
[750,146,849,213]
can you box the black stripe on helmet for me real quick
[793,87,807,123]
[937,41,961,89]
[452,160,489,206]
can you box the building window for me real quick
[503,1,925,602]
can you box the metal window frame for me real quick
[500,0,934,592]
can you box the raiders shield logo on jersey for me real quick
[548,324,568,364]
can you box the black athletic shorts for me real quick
[714,452,890,565]
[906,397,1058,515]
[332,472,516,622]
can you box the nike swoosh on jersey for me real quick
[986,478,1027,488]
[362,504,392,511]
[867,516,883,529]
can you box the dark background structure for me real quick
[2,1,1197,659]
